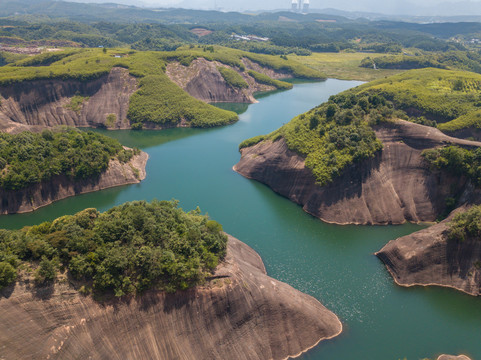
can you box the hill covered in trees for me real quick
[0,200,228,297]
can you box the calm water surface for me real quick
[2,80,480,360]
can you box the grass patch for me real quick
[288,52,403,81]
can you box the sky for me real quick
[75,0,481,15]
[120,0,481,15]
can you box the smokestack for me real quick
[302,0,309,12]
[291,0,299,11]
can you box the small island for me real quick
[0,200,342,359]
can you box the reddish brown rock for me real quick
[234,120,481,225]
[376,209,481,296]
[166,58,289,104]
[0,67,137,133]
[0,235,342,360]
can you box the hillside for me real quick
[235,69,481,224]
[0,47,323,131]
[0,128,147,214]
[0,201,342,359]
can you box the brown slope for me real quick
[0,67,137,133]
[0,235,342,360]
[165,58,285,104]
[234,120,481,225]
[0,150,148,214]
[376,208,481,296]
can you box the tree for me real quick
[0,262,16,289]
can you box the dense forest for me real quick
[0,128,138,191]
[0,200,228,297]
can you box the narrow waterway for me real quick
[1,80,480,359]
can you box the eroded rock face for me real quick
[0,67,137,133]
[234,120,481,225]
[166,58,286,104]
[0,150,148,214]
[0,236,342,360]
[376,210,481,296]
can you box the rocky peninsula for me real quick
[0,149,148,214]
[235,120,481,225]
[0,235,342,360]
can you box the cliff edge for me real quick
[0,235,342,360]
[0,67,137,133]
[234,120,481,225]
[0,150,148,214]
[166,57,290,104]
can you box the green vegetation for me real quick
[422,146,481,186]
[247,70,293,90]
[127,74,237,127]
[361,51,481,74]
[0,46,322,128]
[217,66,248,89]
[352,68,481,130]
[0,128,137,191]
[0,51,27,67]
[289,52,403,81]
[0,200,228,296]
[64,95,89,113]
[447,205,481,242]
[106,114,117,127]
[241,92,385,185]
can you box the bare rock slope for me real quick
[234,120,481,225]
[0,67,137,133]
[376,209,481,296]
[0,235,342,360]
[0,150,148,214]
[166,58,290,104]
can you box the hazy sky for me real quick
[73,0,481,15]
[129,0,481,15]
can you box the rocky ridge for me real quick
[0,235,342,360]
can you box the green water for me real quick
[2,80,481,359]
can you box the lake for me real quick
[1,79,480,360]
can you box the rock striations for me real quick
[166,58,290,104]
[0,67,137,133]
[0,150,148,214]
[0,235,342,360]
[376,209,481,296]
[234,120,481,225]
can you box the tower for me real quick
[302,0,309,13]
[291,0,299,11]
